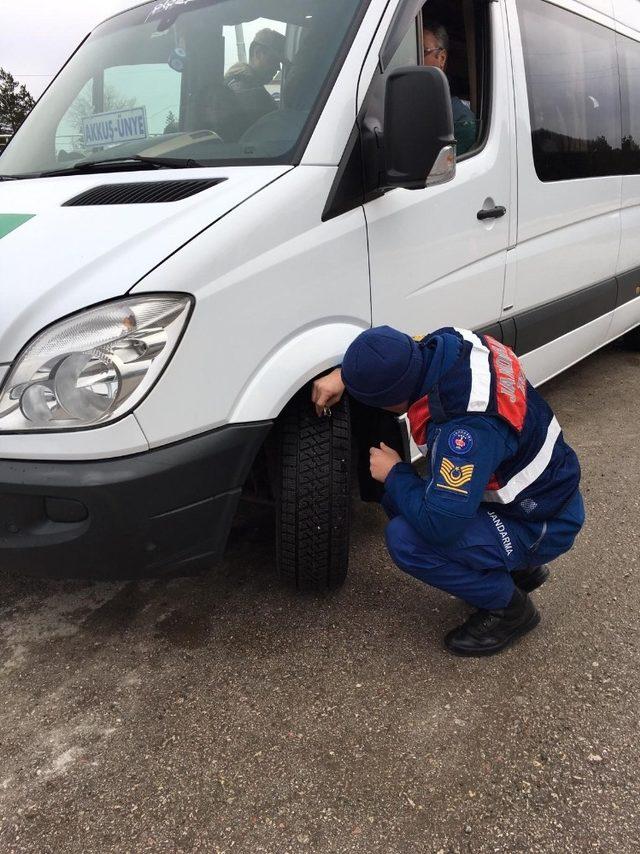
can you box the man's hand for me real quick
[370,442,402,483]
[312,368,345,416]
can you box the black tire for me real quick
[274,388,352,592]
[622,325,640,350]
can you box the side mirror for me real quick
[382,66,456,191]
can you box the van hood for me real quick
[0,166,290,361]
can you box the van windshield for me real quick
[1,0,365,178]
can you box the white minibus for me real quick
[0,0,638,588]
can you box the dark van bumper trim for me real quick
[0,422,271,579]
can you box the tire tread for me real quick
[275,390,351,591]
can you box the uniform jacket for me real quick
[384,328,581,548]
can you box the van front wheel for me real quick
[274,389,351,592]
[622,325,640,350]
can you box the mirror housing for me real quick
[382,66,457,190]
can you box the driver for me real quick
[225,28,286,135]
[422,20,477,156]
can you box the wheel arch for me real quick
[228,320,369,424]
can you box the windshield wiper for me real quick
[28,155,206,179]
[75,155,206,171]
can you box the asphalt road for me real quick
[0,345,639,853]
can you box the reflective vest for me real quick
[407,328,581,521]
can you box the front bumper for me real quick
[0,422,271,578]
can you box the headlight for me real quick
[0,294,192,432]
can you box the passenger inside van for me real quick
[422,18,477,155]
[419,0,485,157]
[224,28,286,138]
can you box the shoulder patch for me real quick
[437,457,475,496]
[448,428,474,455]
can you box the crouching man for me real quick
[312,326,585,657]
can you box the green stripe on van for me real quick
[0,214,34,240]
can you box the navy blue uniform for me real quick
[383,328,584,609]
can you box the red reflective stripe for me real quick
[485,336,527,433]
[486,474,501,491]
[407,395,430,446]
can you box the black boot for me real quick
[444,588,540,657]
[512,564,549,593]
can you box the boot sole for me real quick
[445,610,541,658]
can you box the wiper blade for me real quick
[74,155,205,171]
[0,175,17,181]
[30,155,206,179]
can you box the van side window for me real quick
[617,34,640,175]
[420,1,490,159]
[517,0,621,181]
[353,0,490,204]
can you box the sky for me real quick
[0,0,134,98]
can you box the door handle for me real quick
[477,205,507,221]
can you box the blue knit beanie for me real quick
[342,326,424,408]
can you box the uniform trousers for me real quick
[383,490,585,609]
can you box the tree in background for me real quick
[164,110,179,134]
[68,85,137,139]
[0,68,35,133]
